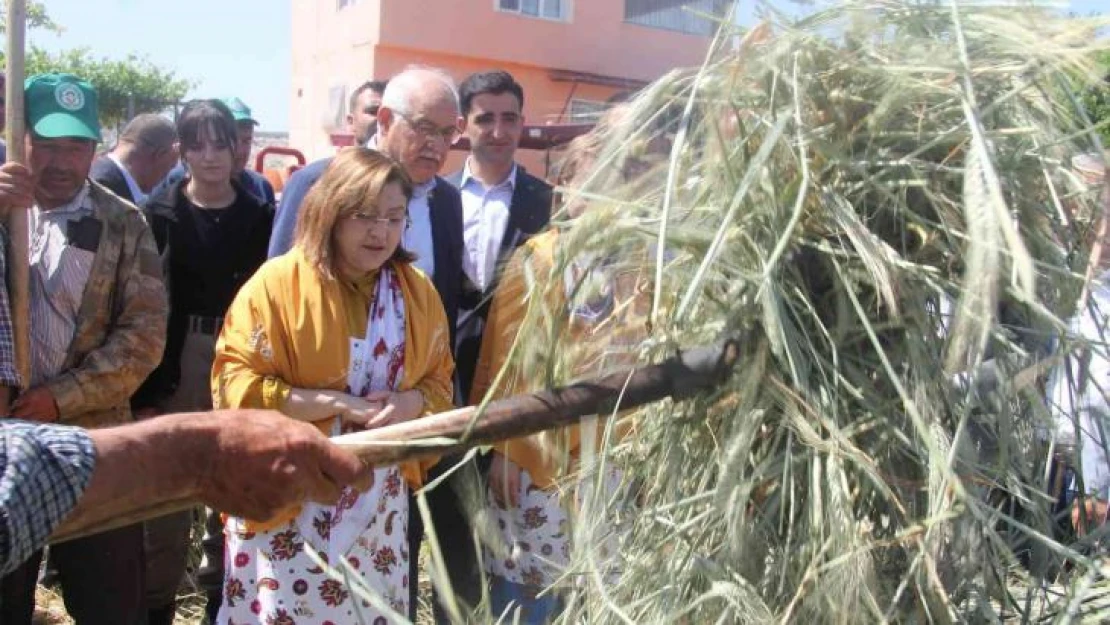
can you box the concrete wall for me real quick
[378,0,711,82]
[290,0,383,158]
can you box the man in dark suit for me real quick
[447,70,553,403]
[267,79,388,257]
[89,113,178,206]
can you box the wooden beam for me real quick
[49,339,740,543]
[5,0,31,394]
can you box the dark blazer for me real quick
[445,166,553,401]
[267,157,463,345]
[89,157,136,204]
[427,180,464,347]
[131,178,273,409]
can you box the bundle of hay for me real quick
[491,1,1110,622]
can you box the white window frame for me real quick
[495,0,572,23]
[337,0,359,10]
[568,98,608,123]
[623,0,721,36]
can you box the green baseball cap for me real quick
[222,97,258,126]
[25,73,101,141]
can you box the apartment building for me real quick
[290,0,727,171]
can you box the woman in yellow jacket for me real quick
[210,148,454,624]
[470,130,652,623]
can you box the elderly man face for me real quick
[27,135,97,208]
[378,78,460,185]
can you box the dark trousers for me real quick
[197,507,226,624]
[416,454,487,623]
[143,510,193,624]
[0,523,145,625]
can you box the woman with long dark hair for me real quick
[135,98,273,625]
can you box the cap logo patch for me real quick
[55,83,85,111]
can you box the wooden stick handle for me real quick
[5,0,31,390]
[49,339,740,543]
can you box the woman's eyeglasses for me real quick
[348,212,408,229]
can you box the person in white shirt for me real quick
[447,70,552,403]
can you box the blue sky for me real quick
[28,0,1109,132]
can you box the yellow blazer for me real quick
[470,230,645,489]
[212,248,455,526]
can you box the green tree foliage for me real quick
[0,1,62,35]
[1081,50,1110,145]
[1,1,193,129]
[21,48,192,128]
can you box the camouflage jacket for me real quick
[43,181,168,428]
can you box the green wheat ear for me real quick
[477,2,1110,623]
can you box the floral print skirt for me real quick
[217,466,410,625]
[483,457,629,593]
[483,460,572,590]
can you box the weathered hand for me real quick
[196,409,366,520]
[11,387,60,423]
[0,162,34,214]
[488,452,522,509]
[330,392,389,427]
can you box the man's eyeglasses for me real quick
[394,110,460,145]
[348,211,408,229]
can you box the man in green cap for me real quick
[150,96,276,207]
[0,72,168,625]
[222,96,276,205]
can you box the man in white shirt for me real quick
[447,70,552,403]
[89,113,178,206]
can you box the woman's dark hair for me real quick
[176,98,238,156]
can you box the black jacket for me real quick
[89,156,137,204]
[131,178,274,409]
[445,166,553,401]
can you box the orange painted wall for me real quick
[377,0,712,82]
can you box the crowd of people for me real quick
[0,57,1108,625]
[0,63,634,625]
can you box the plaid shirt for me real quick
[0,226,21,388]
[0,420,95,575]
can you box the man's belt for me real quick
[187,315,224,335]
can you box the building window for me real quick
[498,0,568,21]
[337,0,359,9]
[624,0,726,36]
[327,84,348,129]
[568,99,608,123]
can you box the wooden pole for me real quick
[49,339,740,543]
[5,0,31,394]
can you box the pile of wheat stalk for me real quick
[434,2,1110,623]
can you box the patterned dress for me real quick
[484,459,626,593]
[219,269,411,625]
